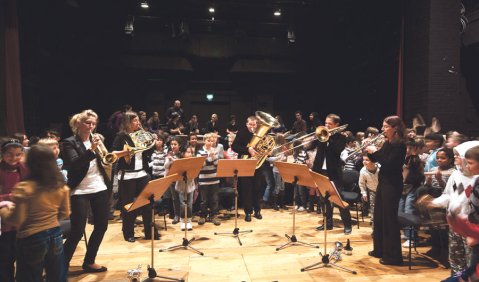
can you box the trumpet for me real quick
[345,133,384,162]
[90,133,118,165]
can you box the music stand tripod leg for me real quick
[160,173,204,256]
[214,171,252,246]
[144,195,184,282]
[276,178,319,251]
[301,192,356,275]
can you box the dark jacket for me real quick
[112,132,153,172]
[231,126,253,159]
[62,135,112,190]
[311,132,346,185]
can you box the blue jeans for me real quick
[273,172,284,195]
[262,165,275,202]
[399,188,418,240]
[16,227,66,282]
[179,191,194,218]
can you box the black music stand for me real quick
[214,159,257,245]
[301,171,356,274]
[274,162,320,251]
[159,156,206,256]
[125,174,184,282]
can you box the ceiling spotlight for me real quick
[287,26,296,43]
[124,15,135,35]
[209,7,215,13]
[206,93,214,101]
[140,1,149,9]
[274,9,281,17]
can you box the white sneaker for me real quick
[402,240,414,248]
[297,206,305,212]
[186,222,192,230]
[180,222,186,231]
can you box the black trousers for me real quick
[239,167,263,214]
[0,230,16,282]
[318,170,352,228]
[118,174,152,239]
[372,177,403,262]
[64,190,109,265]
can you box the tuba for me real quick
[242,111,279,169]
[123,125,156,163]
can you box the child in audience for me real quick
[424,133,445,172]
[293,138,309,212]
[150,135,167,179]
[164,137,182,224]
[196,133,221,226]
[417,147,455,199]
[174,147,196,231]
[267,134,288,211]
[358,155,379,230]
[431,141,479,275]
[0,139,28,282]
[38,138,67,181]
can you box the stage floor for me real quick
[69,208,450,281]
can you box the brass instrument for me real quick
[90,133,118,165]
[242,111,280,169]
[329,241,344,263]
[123,125,156,163]
[315,124,349,142]
[345,132,384,161]
[270,124,349,157]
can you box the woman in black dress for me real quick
[365,115,407,265]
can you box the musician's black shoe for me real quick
[254,211,262,220]
[245,213,252,222]
[82,263,107,273]
[344,227,352,235]
[315,225,333,231]
[379,259,403,266]
[368,250,381,258]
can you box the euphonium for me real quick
[242,111,280,169]
[90,133,118,165]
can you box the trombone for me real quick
[272,124,349,156]
[344,132,384,161]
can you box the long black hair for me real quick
[26,144,65,190]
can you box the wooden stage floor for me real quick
[69,208,450,281]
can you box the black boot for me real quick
[273,194,280,211]
[279,190,288,210]
[307,195,316,213]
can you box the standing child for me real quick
[174,147,196,231]
[293,138,309,212]
[416,147,455,199]
[149,135,167,180]
[358,154,379,232]
[196,133,221,226]
[431,141,479,275]
[164,137,182,224]
[0,139,28,282]
[0,144,70,282]
[38,138,68,181]
[267,134,288,211]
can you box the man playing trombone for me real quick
[311,114,352,235]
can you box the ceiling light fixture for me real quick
[209,7,215,13]
[274,9,281,17]
[141,1,149,9]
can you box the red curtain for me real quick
[2,0,24,136]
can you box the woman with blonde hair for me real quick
[62,109,111,272]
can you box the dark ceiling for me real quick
[17,0,403,135]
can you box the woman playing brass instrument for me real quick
[112,111,157,243]
[365,116,406,266]
[62,109,110,272]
